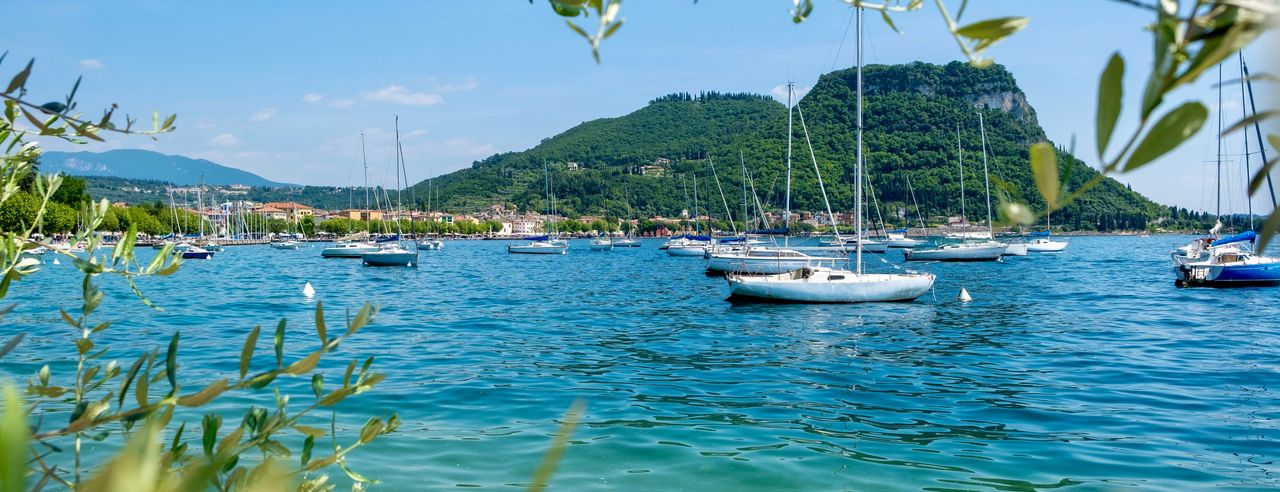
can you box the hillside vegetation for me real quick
[416,62,1174,231]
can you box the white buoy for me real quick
[956,288,972,302]
[52,258,61,265]
[302,282,315,297]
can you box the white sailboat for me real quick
[1026,209,1069,252]
[324,134,381,258]
[362,117,419,267]
[668,173,712,257]
[510,162,569,255]
[727,9,935,303]
[589,237,614,251]
[904,114,1006,261]
[707,82,849,273]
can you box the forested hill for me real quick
[415,61,1167,230]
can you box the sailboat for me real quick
[613,185,642,247]
[363,117,420,267]
[667,173,713,256]
[270,198,303,250]
[1026,210,1068,252]
[904,114,1007,261]
[1173,58,1280,286]
[726,9,935,302]
[324,135,382,258]
[706,82,849,273]
[589,236,614,251]
[181,177,215,259]
[510,162,569,255]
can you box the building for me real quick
[653,157,672,165]
[334,209,384,222]
[566,161,580,171]
[254,205,288,220]
[260,202,315,221]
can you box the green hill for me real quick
[416,61,1168,231]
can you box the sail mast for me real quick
[957,124,966,227]
[1239,53,1253,230]
[1217,63,1223,222]
[362,132,371,234]
[855,5,864,273]
[978,112,994,239]
[709,157,737,236]
[785,80,794,245]
[1242,58,1278,208]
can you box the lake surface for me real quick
[3,236,1278,490]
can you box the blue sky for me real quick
[8,1,1277,214]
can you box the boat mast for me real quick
[1239,53,1254,230]
[854,5,864,273]
[394,116,404,240]
[709,157,737,236]
[906,173,925,230]
[740,150,748,233]
[1242,57,1278,208]
[693,171,701,234]
[957,123,966,227]
[362,132,371,235]
[785,80,794,246]
[1217,63,1223,223]
[197,176,205,239]
[796,83,843,248]
[977,112,994,240]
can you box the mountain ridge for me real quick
[40,149,295,187]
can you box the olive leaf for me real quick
[1124,102,1208,171]
[1096,53,1124,158]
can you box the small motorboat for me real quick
[1026,237,1068,253]
[321,241,379,258]
[1002,241,1029,256]
[589,238,613,251]
[270,240,301,250]
[362,243,417,267]
[613,237,641,248]
[508,236,568,255]
[903,241,1007,262]
[181,245,214,259]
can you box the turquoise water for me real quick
[3,236,1278,490]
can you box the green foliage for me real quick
[0,192,36,232]
[48,173,89,205]
[0,55,397,492]
[41,200,77,233]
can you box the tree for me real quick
[41,201,78,233]
[0,192,37,232]
[49,173,89,205]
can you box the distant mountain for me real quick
[414,61,1167,231]
[40,149,294,187]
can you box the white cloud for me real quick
[330,98,356,109]
[302,93,325,103]
[770,84,811,103]
[194,116,217,130]
[404,129,430,140]
[250,107,278,122]
[364,85,443,106]
[79,59,104,70]
[208,133,241,147]
[434,79,478,92]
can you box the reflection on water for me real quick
[1,236,1277,490]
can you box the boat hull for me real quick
[508,245,567,254]
[666,245,708,257]
[613,239,641,247]
[727,270,935,303]
[589,242,613,251]
[1002,243,1029,256]
[903,244,1005,262]
[1027,241,1068,252]
[361,251,417,266]
[270,242,300,250]
[181,251,214,259]
[1175,261,1280,286]
[887,238,925,248]
[321,244,379,257]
